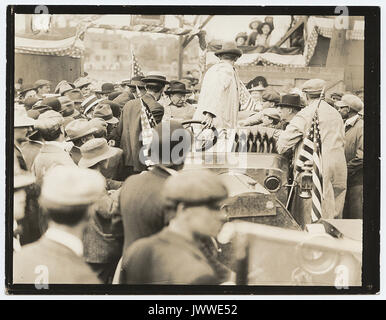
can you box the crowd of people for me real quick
[12,40,363,285]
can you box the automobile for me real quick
[181,120,362,286]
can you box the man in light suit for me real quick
[277,79,347,220]
[194,42,242,129]
[13,166,105,284]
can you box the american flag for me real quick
[239,80,258,111]
[295,110,323,223]
[131,49,144,77]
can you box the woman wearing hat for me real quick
[247,17,263,46]
[194,42,243,129]
[234,32,248,46]
[254,22,273,49]
[164,80,196,121]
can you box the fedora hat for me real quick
[74,77,92,89]
[142,72,169,85]
[96,83,115,95]
[15,106,35,128]
[78,138,120,168]
[277,94,302,109]
[214,41,243,58]
[127,76,146,88]
[92,104,119,125]
[65,119,98,141]
[165,81,192,95]
[39,165,105,209]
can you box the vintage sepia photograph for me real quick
[5,5,380,295]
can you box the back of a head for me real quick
[149,120,192,168]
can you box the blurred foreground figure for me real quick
[13,166,105,284]
[120,170,230,285]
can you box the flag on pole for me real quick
[239,80,258,111]
[294,110,324,223]
[131,49,144,77]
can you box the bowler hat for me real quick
[65,119,98,141]
[14,106,35,128]
[78,138,120,168]
[92,104,119,124]
[335,94,363,113]
[142,72,169,85]
[162,169,228,206]
[302,79,326,94]
[165,81,192,95]
[39,165,105,209]
[214,42,243,58]
[277,94,302,109]
[96,83,115,95]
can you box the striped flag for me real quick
[131,49,144,77]
[295,110,323,222]
[238,80,258,111]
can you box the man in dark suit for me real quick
[120,170,229,285]
[113,73,169,176]
[13,166,105,284]
[119,120,192,252]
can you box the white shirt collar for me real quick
[345,114,359,128]
[44,227,83,257]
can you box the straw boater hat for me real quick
[164,81,192,95]
[142,72,170,85]
[214,42,243,58]
[248,84,266,92]
[82,95,105,115]
[78,138,121,168]
[96,83,115,95]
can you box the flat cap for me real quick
[23,96,41,111]
[263,107,281,121]
[302,79,326,94]
[335,94,364,113]
[262,89,280,103]
[65,118,98,141]
[39,165,105,209]
[35,110,64,132]
[162,169,228,205]
[41,97,61,112]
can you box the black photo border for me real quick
[5,5,380,295]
